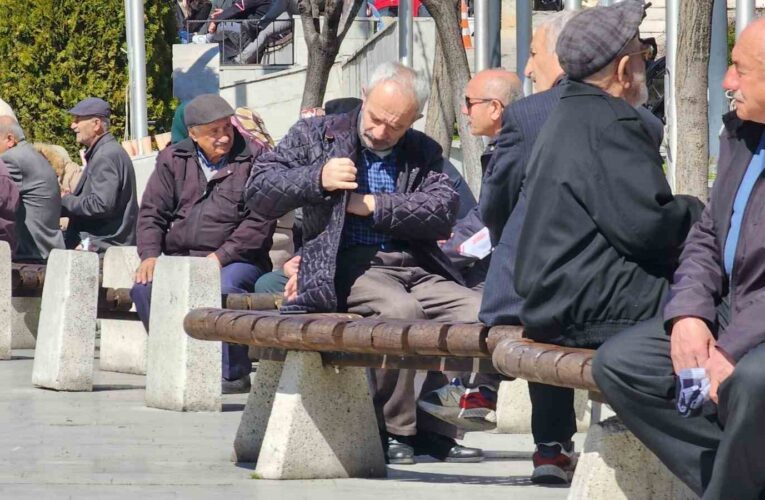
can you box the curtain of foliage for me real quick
[0,0,176,155]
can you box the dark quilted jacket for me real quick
[245,106,462,312]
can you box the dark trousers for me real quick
[593,315,765,499]
[130,261,265,381]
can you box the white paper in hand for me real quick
[458,227,492,259]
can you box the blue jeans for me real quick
[130,261,265,381]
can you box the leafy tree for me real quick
[0,0,176,155]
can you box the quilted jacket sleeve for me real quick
[245,119,329,219]
[371,168,459,241]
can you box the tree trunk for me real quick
[674,0,714,200]
[299,0,364,109]
[424,32,455,156]
[421,0,483,197]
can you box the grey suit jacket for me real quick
[1,141,65,260]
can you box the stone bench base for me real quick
[568,416,696,500]
[0,242,10,359]
[235,351,386,480]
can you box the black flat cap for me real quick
[556,0,645,81]
[68,97,111,118]
[184,94,234,128]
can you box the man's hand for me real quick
[206,252,222,268]
[670,317,716,373]
[704,348,735,404]
[134,257,158,285]
[208,8,223,33]
[284,274,298,301]
[321,158,358,191]
[346,193,375,216]
[283,255,301,278]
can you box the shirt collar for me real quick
[196,145,228,171]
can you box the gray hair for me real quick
[0,116,25,142]
[367,62,430,113]
[537,9,580,53]
[98,115,110,132]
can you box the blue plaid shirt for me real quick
[341,148,399,248]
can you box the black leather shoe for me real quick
[414,432,484,463]
[387,435,416,465]
[222,375,251,394]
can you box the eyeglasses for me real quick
[464,96,503,112]
[623,37,658,62]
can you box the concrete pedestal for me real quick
[31,250,99,391]
[11,297,41,349]
[0,242,11,359]
[144,256,222,412]
[233,360,284,463]
[495,379,591,434]
[255,351,386,480]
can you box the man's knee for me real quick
[129,282,151,304]
[592,334,627,394]
[724,350,765,408]
[355,293,425,320]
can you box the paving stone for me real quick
[31,250,99,391]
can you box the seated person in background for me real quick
[0,158,20,252]
[0,116,65,261]
[246,62,484,465]
[131,94,276,395]
[175,0,212,36]
[63,97,138,252]
[234,0,299,64]
[32,143,83,195]
[207,0,271,61]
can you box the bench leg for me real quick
[11,297,40,349]
[233,360,283,463]
[0,242,10,360]
[32,250,99,391]
[99,319,148,375]
[145,256,222,412]
[495,379,593,434]
[255,351,386,479]
[568,416,696,500]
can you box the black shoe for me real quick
[222,375,251,394]
[387,435,416,465]
[414,432,484,463]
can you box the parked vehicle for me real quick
[373,0,429,17]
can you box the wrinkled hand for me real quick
[670,317,716,373]
[704,348,735,404]
[283,255,301,278]
[134,257,158,285]
[321,158,358,191]
[346,193,374,216]
[284,274,298,301]
[206,252,222,268]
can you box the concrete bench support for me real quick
[100,246,146,375]
[234,360,284,463]
[254,351,386,480]
[495,379,592,434]
[11,298,40,349]
[568,416,696,500]
[31,250,99,391]
[145,256,222,412]
[0,242,11,359]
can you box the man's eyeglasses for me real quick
[464,96,503,111]
[624,37,658,62]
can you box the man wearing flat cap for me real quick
[131,93,276,394]
[63,97,138,251]
[512,0,704,481]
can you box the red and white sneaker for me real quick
[531,441,577,484]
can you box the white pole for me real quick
[564,0,583,10]
[736,0,756,39]
[665,0,679,191]
[708,0,728,163]
[475,0,491,72]
[517,0,532,95]
[398,0,414,66]
[126,0,148,154]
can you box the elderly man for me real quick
[246,62,483,464]
[508,1,702,484]
[0,116,65,261]
[63,97,137,251]
[0,158,20,251]
[594,18,765,500]
[131,94,276,394]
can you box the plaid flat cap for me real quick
[184,94,234,128]
[556,0,645,80]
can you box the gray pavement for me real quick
[0,349,582,499]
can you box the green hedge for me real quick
[0,0,176,154]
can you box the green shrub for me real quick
[0,0,176,155]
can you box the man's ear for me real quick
[617,55,632,89]
[361,86,367,102]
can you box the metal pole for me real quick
[398,0,414,66]
[708,0,728,162]
[736,0,756,39]
[517,0,532,95]
[127,0,148,153]
[489,1,501,68]
[564,0,582,10]
[599,0,616,5]
[475,0,491,72]
[665,0,679,190]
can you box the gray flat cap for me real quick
[68,97,111,118]
[184,94,234,128]
[556,0,645,81]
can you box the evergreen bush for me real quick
[0,0,176,154]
